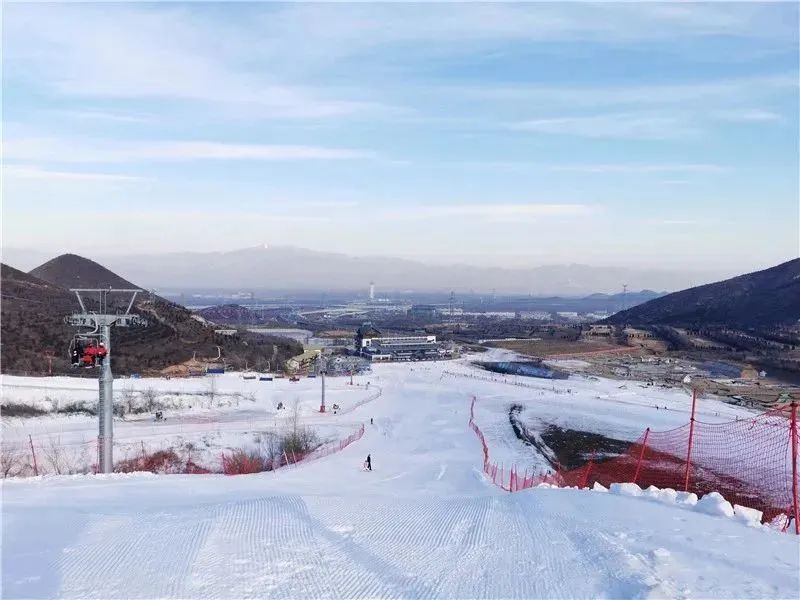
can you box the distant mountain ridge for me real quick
[10,245,728,295]
[605,258,800,328]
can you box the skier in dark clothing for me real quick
[365,454,372,471]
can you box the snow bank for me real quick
[604,483,774,527]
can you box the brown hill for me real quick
[1,256,302,375]
[1,264,79,373]
[605,259,800,328]
[30,253,138,289]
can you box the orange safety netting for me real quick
[469,396,800,532]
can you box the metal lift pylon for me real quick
[65,288,147,473]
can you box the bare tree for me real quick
[119,388,137,415]
[204,377,217,409]
[141,387,159,413]
[40,435,68,475]
[1,445,24,478]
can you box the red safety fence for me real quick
[469,395,800,533]
[3,423,366,478]
[221,423,366,475]
[337,386,382,415]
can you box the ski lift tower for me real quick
[317,354,326,413]
[65,288,147,473]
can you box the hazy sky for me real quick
[2,2,798,272]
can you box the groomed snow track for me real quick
[3,361,799,599]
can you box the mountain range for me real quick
[3,245,728,295]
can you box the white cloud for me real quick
[2,4,384,119]
[644,219,704,226]
[547,163,729,174]
[252,3,797,68]
[511,113,701,140]
[455,74,796,110]
[49,109,156,124]
[711,109,784,122]
[5,3,795,118]
[3,164,144,183]
[4,137,374,163]
[388,203,596,221]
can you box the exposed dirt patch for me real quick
[509,404,629,470]
[540,425,630,470]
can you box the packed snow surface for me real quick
[3,356,798,598]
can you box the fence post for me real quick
[683,389,697,492]
[632,428,650,484]
[580,450,596,489]
[28,435,38,476]
[790,401,799,535]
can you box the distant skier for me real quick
[365,454,372,471]
[370,417,374,425]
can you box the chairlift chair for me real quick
[69,333,106,368]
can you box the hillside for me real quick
[606,258,800,328]
[1,264,79,374]
[1,256,302,375]
[30,253,138,289]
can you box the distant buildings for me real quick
[286,349,321,372]
[518,311,551,320]
[587,324,613,337]
[408,304,439,319]
[213,329,238,336]
[355,323,450,362]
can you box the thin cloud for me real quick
[388,203,596,221]
[547,163,729,174]
[645,219,703,226]
[4,164,144,182]
[454,74,797,108]
[711,109,783,122]
[4,137,375,163]
[49,109,156,124]
[3,4,389,119]
[511,113,701,140]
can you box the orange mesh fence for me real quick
[469,396,800,532]
[5,423,366,477]
[222,423,365,475]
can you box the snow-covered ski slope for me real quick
[3,358,799,599]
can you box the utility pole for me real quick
[65,288,146,473]
[318,354,326,413]
[622,284,628,312]
[44,351,55,376]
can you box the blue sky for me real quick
[2,2,798,274]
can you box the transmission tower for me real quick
[65,288,147,473]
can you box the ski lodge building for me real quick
[355,323,447,362]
